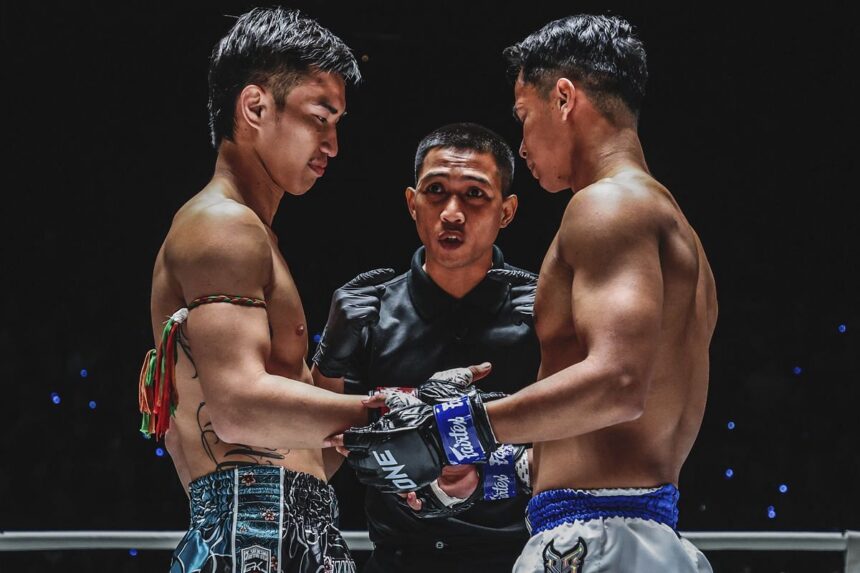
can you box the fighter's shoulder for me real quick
[562,177,668,236]
[165,198,270,270]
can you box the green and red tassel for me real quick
[138,295,266,440]
[139,307,188,439]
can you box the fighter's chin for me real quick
[280,175,317,196]
[537,173,570,194]
[528,164,563,193]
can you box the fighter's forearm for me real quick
[486,359,647,444]
[206,372,368,449]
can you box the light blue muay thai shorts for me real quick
[170,466,355,573]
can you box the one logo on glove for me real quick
[434,398,487,464]
[542,538,587,573]
[241,545,272,573]
[371,450,418,491]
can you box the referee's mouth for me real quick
[438,231,465,250]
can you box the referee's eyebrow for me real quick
[419,170,492,187]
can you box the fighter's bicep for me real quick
[562,196,664,369]
[186,304,271,387]
[170,216,274,393]
[571,256,663,364]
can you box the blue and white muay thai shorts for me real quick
[170,466,355,573]
[513,485,712,572]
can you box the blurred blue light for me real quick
[727,421,736,430]
[51,392,61,405]
[838,324,847,333]
[792,366,802,375]
[129,548,138,557]
[155,448,165,457]
[313,333,322,343]
[88,400,97,410]
[767,506,776,519]
[80,369,88,378]
[724,468,734,479]
[779,484,788,494]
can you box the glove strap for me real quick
[433,397,489,464]
[469,391,501,452]
[483,445,519,500]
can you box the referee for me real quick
[313,123,541,573]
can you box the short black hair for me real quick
[414,123,516,196]
[504,15,647,120]
[208,7,361,148]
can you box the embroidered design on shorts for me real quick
[324,555,357,573]
[543,537,587,573]
[241,545,272,573]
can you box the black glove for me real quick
[487,268,538,325]
[395,444,530,519]
[313,268,396,378]
[343,392,500,493]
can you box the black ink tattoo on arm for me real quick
[178,324,197,379]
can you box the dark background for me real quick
[1,1,857,571]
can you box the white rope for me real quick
[2,530,858,572]
[0,531,185,551]
[685,531,849,551]
[0,530,856,552]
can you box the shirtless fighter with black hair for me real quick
[335,15,717,572]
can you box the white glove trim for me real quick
[429,479,468,507]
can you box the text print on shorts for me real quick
[241,545,272,573]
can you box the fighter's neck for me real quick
[212,143,285,226]
[569,128,649,193]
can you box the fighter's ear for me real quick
[555,78,576,121]
[405,187,417,220]
[237,84,268,133]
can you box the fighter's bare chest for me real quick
[263,245,310,374]
[534,237,579,346]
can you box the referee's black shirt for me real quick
[343,245,541,557]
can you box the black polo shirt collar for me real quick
[407,245,509,321]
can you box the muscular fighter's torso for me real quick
[150,187,325,492]
[532,172,718,493]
